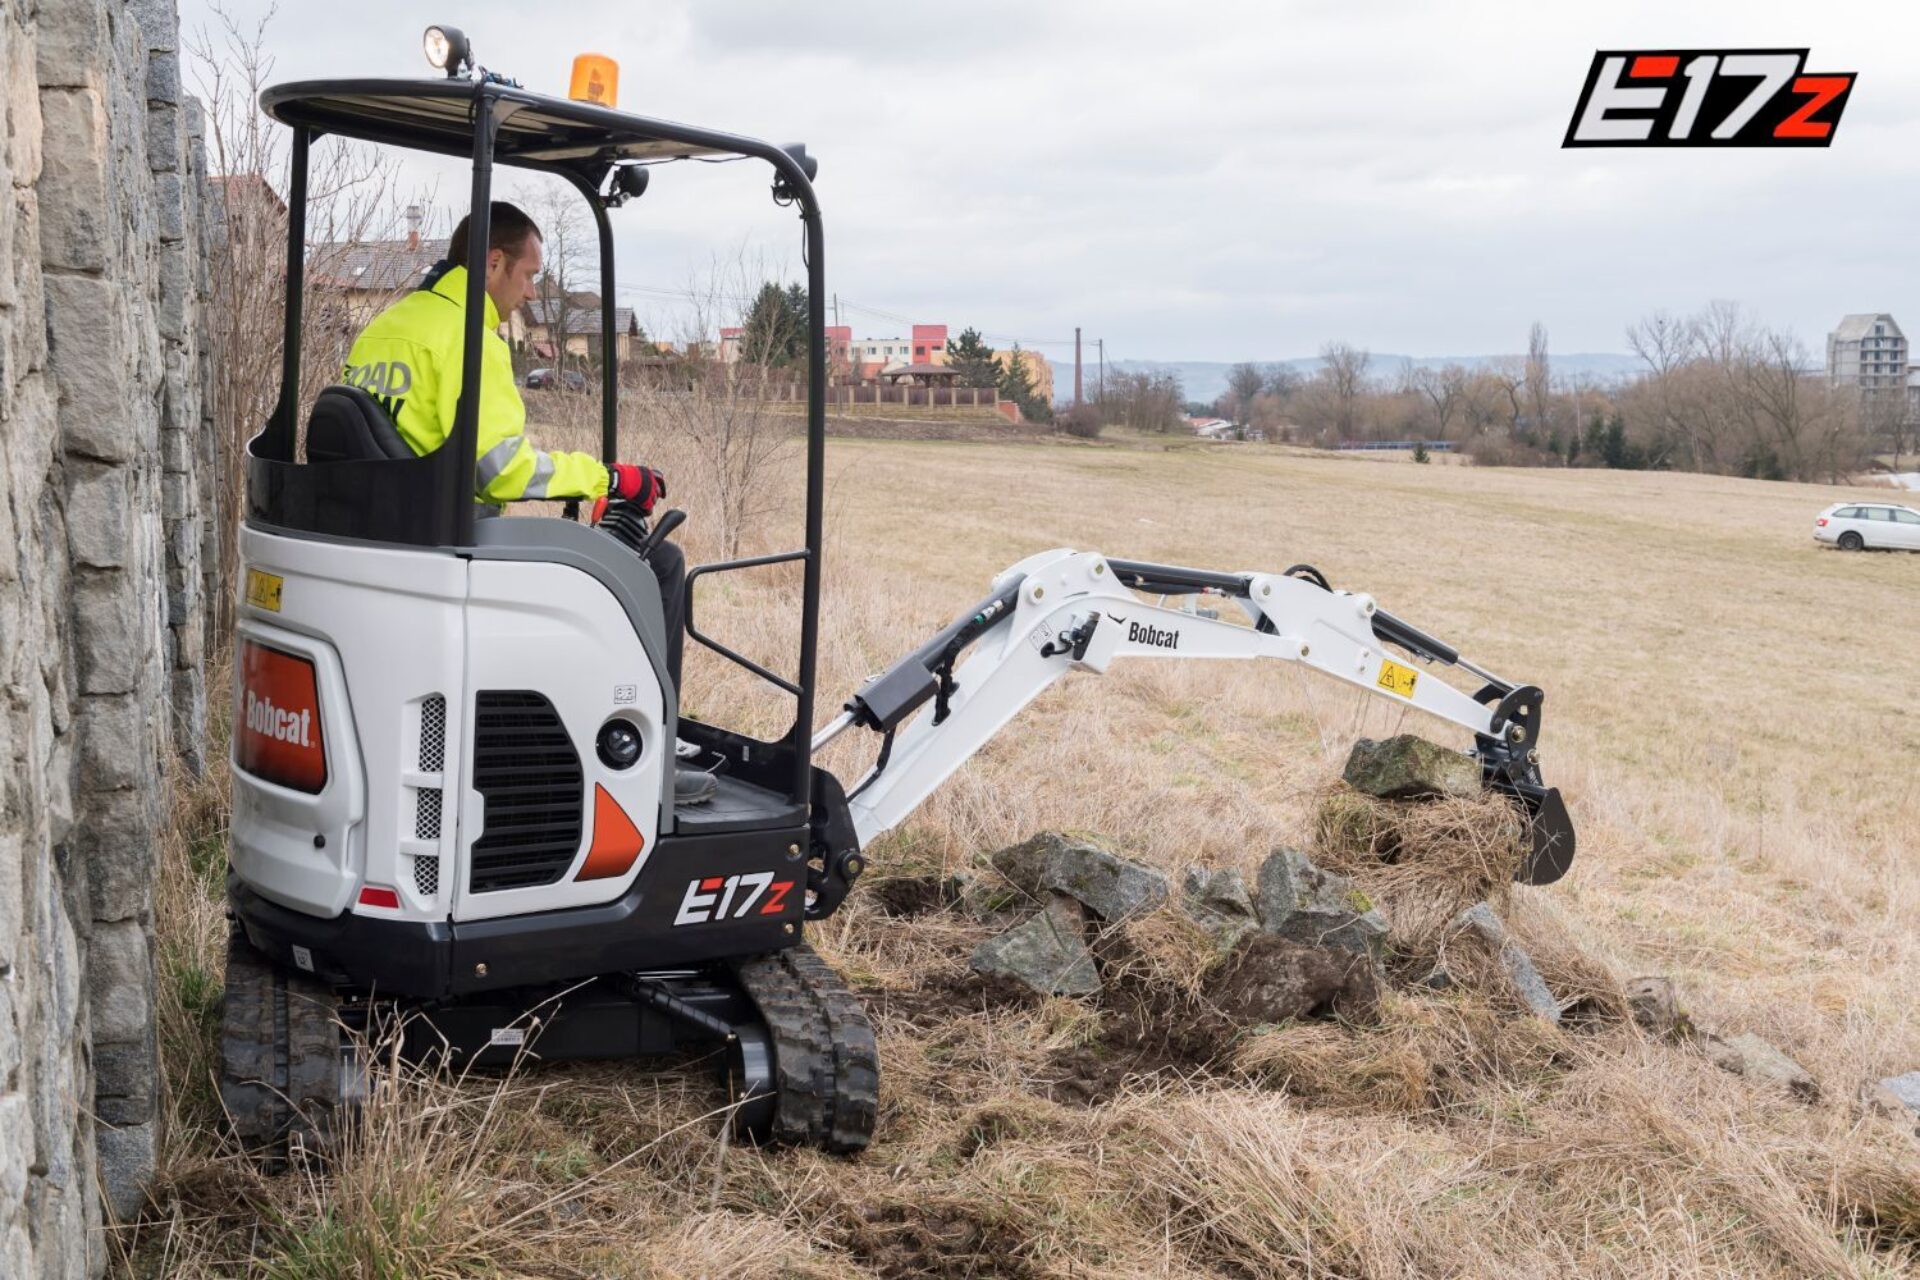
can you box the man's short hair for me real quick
[447,201,542,266]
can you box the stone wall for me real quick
[1,0,212,1273]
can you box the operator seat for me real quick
[305,385,413,463]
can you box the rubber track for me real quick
[218,928,349,1158]
[732,944,879,1153]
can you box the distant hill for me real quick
[1048,354,1645,406]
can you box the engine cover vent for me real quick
[468,691,584,893]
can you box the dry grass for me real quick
[122,428,1920,1277]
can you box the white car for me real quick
[1814,501,1920,551]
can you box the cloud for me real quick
[183,0,1920,361]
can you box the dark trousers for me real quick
[644,538,687,695]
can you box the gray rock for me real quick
[988,832,1170,922]
[1878,1071,1920,1113]
[1625,975,1691,1040]
[1862,1072,1920,1128]
[86,921,153,1044]
[1255,847,1389,958]
[1446,902,1561,1023]
[95,1121,155,1221]
[1343,734,1481,801]
[1042,839,1168,922]
[969,894,1100,997]
[987,832,1061,897]
[1703,1032,1819,1102]
[1212,933,1381,1025]
[1180,865,1259,951]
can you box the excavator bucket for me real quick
[1487,778,1577,885]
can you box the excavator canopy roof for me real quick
[260,77,759,175]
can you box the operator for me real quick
[342,200,714,805]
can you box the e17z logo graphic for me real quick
[1564,50,1854,148]
[674,871,794,926]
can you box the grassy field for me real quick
[131,434,1920,1277]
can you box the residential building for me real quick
[994,348,1054,403]
[718,323,853,375]
[519,298,642,365]
[307,206,446,333]
[1826,313,1908,396]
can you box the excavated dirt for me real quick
[867,967,1043,1032]
[865,874,951,918]
[839,1199,1039,1279]
[1046,933,1381,1107]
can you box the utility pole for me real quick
[832,293,840,329]
[1097,339,1105,404]
[1074,327,1083,407]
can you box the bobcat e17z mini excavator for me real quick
[220,31,1578,1156]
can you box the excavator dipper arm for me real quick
[817,548,1575,885]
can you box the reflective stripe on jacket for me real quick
[340,265,608,505]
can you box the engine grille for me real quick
[468,691,584,893]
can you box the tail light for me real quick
[1816,517,1829,526]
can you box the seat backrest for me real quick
[305,385,415,464]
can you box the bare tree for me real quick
[1524,321,1552,436]
[1412,364,1465,440]
[1486,358,1526,436]
[1225,362,1266,426]
[1626,309,1700,466]
[627,254,801,560]
[1318,342,1370,439]
[520,180,594,376]
[191,5,412,634]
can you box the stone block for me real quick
[154,172,184,241]
[1446,902,1561,1023]
[970,894,1099,997]
[146,102,180,172]
[1703,1032,1819,1103]
[145,50,180,105]
[1256,847,1389,958]
[0,1094,31,1213]
[79,787,160,921]
[65,463,131,567]
[129,0,181,53]
[987,831,1058,898]
[7,24,43,186]
[161,469,190,521]
[1179,865,1259,952]
[157,244,189,340]
[33,0,109,89]
[94,1121,154,1221]
[73,572,140,693]
[9,197,48,374]
[1041,839,1168,922]
[1626,975,1692,1040]
[36,87,110,271]
[93,1036,156,1114]
[45,273,132,459]
[1343,734,1482,801]
[77,694,151,792]
[86,920,152,1044]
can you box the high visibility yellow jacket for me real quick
[341,265,609,505]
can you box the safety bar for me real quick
[685,549,811,699]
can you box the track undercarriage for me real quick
[219,928,879,1157]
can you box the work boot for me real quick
[675,766,717,806]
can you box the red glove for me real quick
[606,463,666,514]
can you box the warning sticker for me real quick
[245,568,283,613]
[1376,658,1419,699]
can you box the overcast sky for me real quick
[179,0,1920,364]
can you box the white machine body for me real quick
[229,524,669,927]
